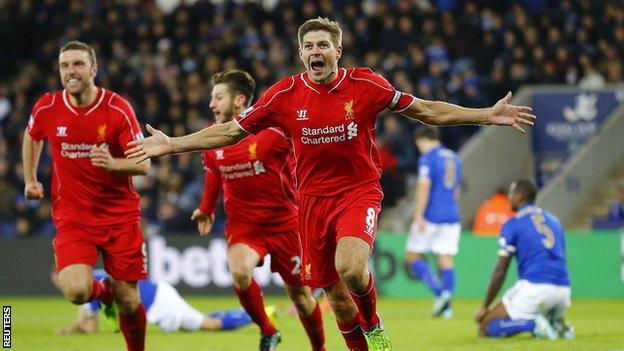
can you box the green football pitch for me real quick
[3,297,623,350]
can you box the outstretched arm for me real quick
[475,255,512,323]
[125,121,249,163]
[400,92,535,134]
[90,144,150,175]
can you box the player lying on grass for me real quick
[475,180,574,340]
[53,270,275,334]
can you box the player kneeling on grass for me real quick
[54,270,271,334]
[475,180,574,340]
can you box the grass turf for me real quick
[2,296,623,350]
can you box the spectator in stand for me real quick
[608,185,624,221]
[1,0,622,235]
[377,116,415,207]
[472,188,515,236]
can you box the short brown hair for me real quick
[59,41,97,67]
[414,125,440,141]
[212,70,256,107]
[510,180,537,203]
[298,17,342,48]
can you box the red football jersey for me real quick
[28,88,144,228]
[199,128,298,231]
[235,67,415,197]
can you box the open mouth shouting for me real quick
[310,59,325,73]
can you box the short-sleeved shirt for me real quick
[235,67,415,197]
[418,146,462,223]
[498,204,570,286]
[28,88,143,228]
[199,128,298,231]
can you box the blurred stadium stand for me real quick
[1,0,623,236]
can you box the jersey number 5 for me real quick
[530,214,555,249]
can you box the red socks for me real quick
[234,279,277,336]
[348,273,380,331]
[89,278,112,304]
[298,302,326,351]
[119,303,146,351]
[337,314,368,351]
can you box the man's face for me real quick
[58,50,96,95]
[210,83,239,124]
[299,30,342,84]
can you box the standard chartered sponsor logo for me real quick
[347,121,358,139]
[219,161,265,179]
[253,160,266,174]
[300,122,359,144]
[60,142,99,159]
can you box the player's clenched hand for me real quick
[474,306,488,324]
[125,124,173,164]
[191,209,214,237]
[24,181,44,200]
[487,91,536,134]
[89,144,115,171]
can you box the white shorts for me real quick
[502,280,571,321]
[405,220,461,255]
[146,282,205,332]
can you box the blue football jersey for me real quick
[86,270,158,312]
[418,146,462,223]
[498,205,570,286]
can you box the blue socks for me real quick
[440,268,455,294]
[409,259,443,296]
[486,318,535,337]
[209,308,253,330]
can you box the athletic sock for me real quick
[348,272,380,331]
[486,318,535,338]
[88,278,112,304]
[297,302,326,351]
[409,259,443,296]
[214,308,253,330]
[336,314,368,351]
[440,268,455,295]
[119,303,146,351]
[234,279,277,336]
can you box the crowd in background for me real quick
[0,0,622,237]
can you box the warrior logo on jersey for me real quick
[248,142,258,160]
[296,109,308,121]
[97,124,107,142]
[344,99,354,120]
[56,126,68,137]
[215,150,225,160]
